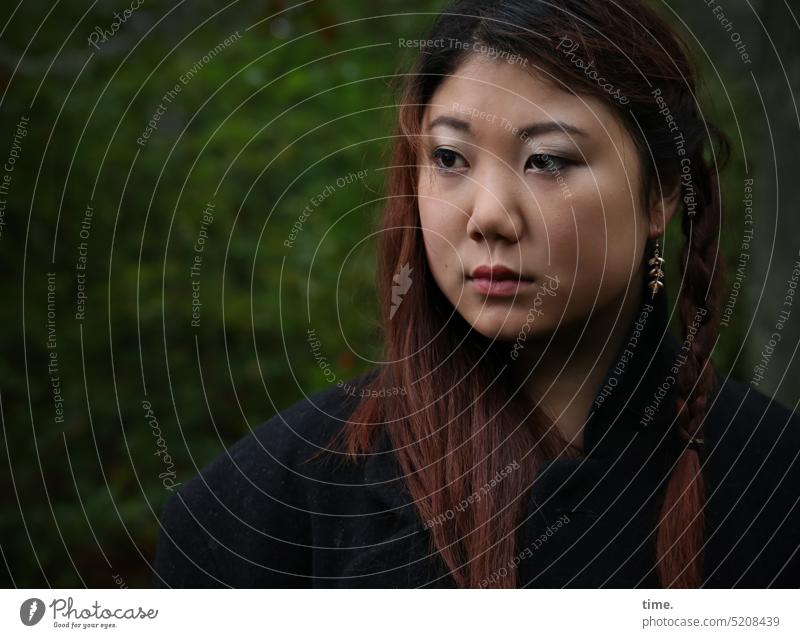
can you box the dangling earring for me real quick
[647,238,665,298]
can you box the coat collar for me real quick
[352,281,689,585]
[581,278,683,461]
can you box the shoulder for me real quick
[702,373,800,585]
[705,373,800,466]
[180,365,379,502]
[232,368,381,472]
[151,368,379,587]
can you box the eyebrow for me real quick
[426,115,588,139]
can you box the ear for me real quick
[647,184,681,238]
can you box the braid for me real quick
[655,123,729,588]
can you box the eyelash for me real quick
[430,147,574,175]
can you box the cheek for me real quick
[419,219,461,302]
[560,170,645,289]
[418,192,467,278]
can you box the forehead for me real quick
[423,55,624,144]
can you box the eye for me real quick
[526,153,571,173]
[431,147,468,173]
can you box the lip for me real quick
[470,265,531,280]
[468,265,535,297]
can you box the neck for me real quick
[508,272,646,451]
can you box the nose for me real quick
[466,163,527,244]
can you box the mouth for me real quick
[468,277,535,297]
[468,265,535,297]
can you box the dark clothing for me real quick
[152,289,800,587]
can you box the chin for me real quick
[464,310,541,342]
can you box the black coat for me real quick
[152,290,800,587]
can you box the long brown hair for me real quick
[328,0,730,588]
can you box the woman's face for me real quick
[417,55,664,342]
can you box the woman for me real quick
[153,0,800,588]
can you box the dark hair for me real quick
[327,0,730,588]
